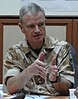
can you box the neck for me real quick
[27,39,44,50]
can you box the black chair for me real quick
[68,43,78,88]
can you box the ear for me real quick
[45,18,46,21]
[18,23,25,33]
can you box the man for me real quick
[4,3,74,96]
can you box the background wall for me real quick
[0,0,20,15]
[3,25,66,56]
[0,0,78,16]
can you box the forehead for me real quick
[22,11,45,24]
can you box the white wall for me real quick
[3,25,66,55]
[0,0,78,16]
[0,0,20,15]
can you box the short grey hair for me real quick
[19,3,45,22]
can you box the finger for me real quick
[35,65,47,79]
[38,52,45,61]
[39,71,47,79]
[38,69,47,79]
[51,56,57,66]
[49,70,57,81]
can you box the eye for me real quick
[38,22,45,27]
[26,24,35,29]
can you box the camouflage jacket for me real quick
[4,36,74,95]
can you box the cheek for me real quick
[24,31,33,41]
[24,33,31,39]
[23,28,31,37]
[41,28,46,36]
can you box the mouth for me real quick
[33,34,43,39]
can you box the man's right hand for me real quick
[28,52,47,79]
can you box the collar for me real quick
[19,36,58,55]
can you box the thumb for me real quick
[38,52,45,61]
[51,56,57,66]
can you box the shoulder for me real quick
[46,36,68,46]
[45,36,59,45]
[56,41,68,46]
[56,40,69,52]
[46,36,69,53]
[7,40,28,53]
[5,40,30,60]
[45,36,69,51]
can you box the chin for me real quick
[36,38,43,42]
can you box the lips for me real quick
[33,34,43,40]
[33,34,42,37]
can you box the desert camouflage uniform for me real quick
[4,36,74,95]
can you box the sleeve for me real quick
[4,67,20,84]
[52,43,75,95]
[57,43,75,84]
[3,46,23,85]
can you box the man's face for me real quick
[20,12,46,45]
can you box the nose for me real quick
[34,25,40,33]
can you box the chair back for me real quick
[69,43,78,88]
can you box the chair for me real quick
[68,43,78,88]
